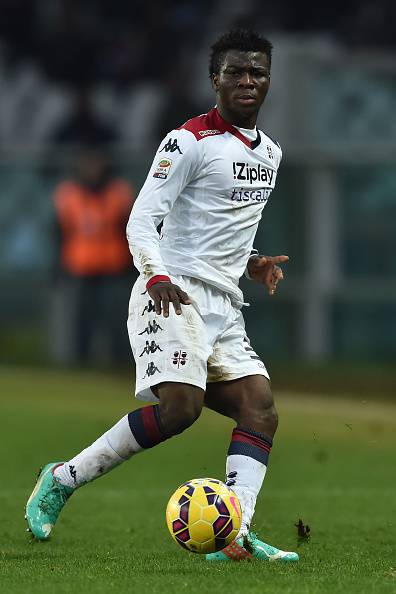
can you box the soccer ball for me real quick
[166,477,241,554]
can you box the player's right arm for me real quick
[127,129,200,316]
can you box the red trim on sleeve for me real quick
[146,275,171,289]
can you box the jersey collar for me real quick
[211,107,261,150]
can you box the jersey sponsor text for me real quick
[233,162,275,185]
[230,188,272,204]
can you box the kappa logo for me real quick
[267,145,274,160]
[143,361,161,379]
[153,158,172,179]
[69,465,77,484]
[159,138,183,154]
[138,320,163,335]
[226,470,237,487]
[198,129,221,137]
[141,300,156,315]
[232,162,275,186]
[139,340,163,357]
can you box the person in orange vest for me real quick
[51,150,135,365]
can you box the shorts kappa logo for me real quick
[142,300,156,315]
[143,361,161,379]
[172,350,188,368]
[138,320,163,335]
[139,340,163,357]
[153,158,172,179]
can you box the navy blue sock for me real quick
[128,406,166,449]
[227,427,272,465]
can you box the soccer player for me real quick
[26,29,299,562]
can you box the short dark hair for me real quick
[209,29,273,77]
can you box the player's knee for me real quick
[159,386,203,436]
[161,399,202,436]
[244,401,278,436]
[176,399,202,433]
[262,402,278,433]
[254,385,278,432]
[236,383,278,434]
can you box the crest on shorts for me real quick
[172,350,188,368]
[153,158,172,179]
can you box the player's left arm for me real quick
[246,254,289,296]
[246,140,286,296]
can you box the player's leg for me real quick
[55,381,204,487]
[26,382,204,540]
[205,309,277,533]
[206,373,278,433]
[205,375,298,562]
[204,307,298,561]
[26,274,210,540]
[205,374,277,536]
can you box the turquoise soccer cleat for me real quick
[206,532,299,562]
[25,463,74,540]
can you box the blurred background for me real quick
[0,0,395,392]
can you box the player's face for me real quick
[212,50,270,126]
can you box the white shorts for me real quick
[127,274,269,402]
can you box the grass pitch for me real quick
[0,366,395,594]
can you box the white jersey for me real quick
[127,107,282,307]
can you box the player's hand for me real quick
[148,282,192,317]
[247,255,289,296]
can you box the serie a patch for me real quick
[153,158,172,179]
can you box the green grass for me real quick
[0,366,395,594]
